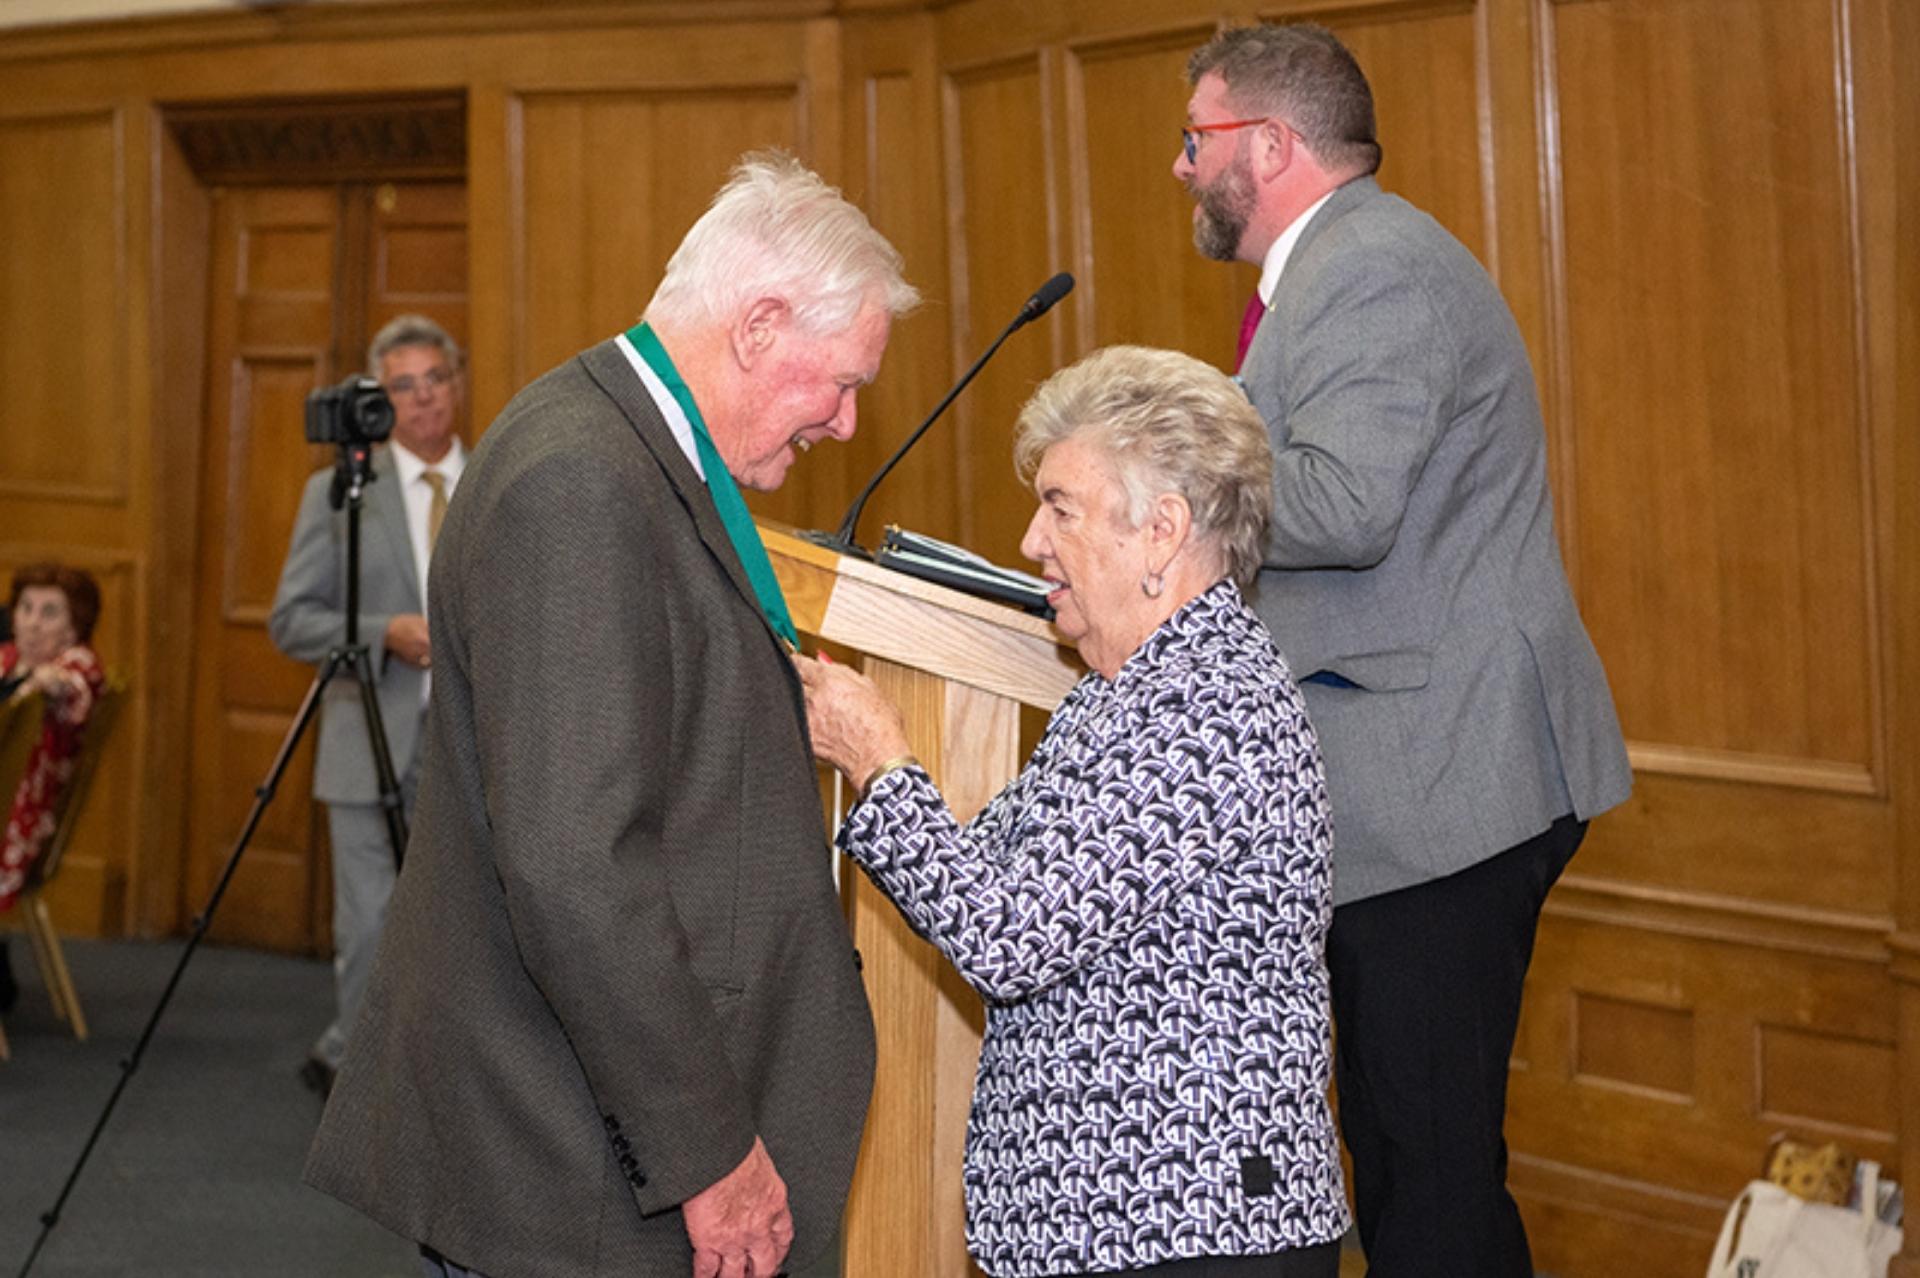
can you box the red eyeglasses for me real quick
[1181,118,1271,164]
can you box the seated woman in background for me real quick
[796,346,1349,1278]
[1,563,105,1015]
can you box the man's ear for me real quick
[730,296,790,369]
[1249,119,1297,184]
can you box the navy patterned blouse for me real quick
[840,578,1350,1277]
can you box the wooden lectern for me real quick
[762,524,1084,1278]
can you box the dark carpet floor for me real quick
[0,936,417,1277]
[3,938,1370,1278]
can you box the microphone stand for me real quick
[807,272,1074,556]
[15,441,410,1278]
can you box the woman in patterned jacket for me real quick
[797,345,1348,1278]
[1,563,106,1017]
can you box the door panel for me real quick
[185,181,466,954]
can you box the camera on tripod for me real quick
[305,375,396,446]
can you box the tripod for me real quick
[15,440,411,1278]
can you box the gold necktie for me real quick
[423,470,448,554]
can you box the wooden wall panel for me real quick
[846,71,950,538]
[943,57,1063,566]
[0,108,125,504]
[1572,992,1694,1099]
[1757,1023,1897,1139]
[1070,27,1251,366]
[222,359,325,624]
[365,180,469,345]
[183,184,337,954]
[0,102,141,941]
[836,12,959,549]
[1514,912,1900,1276]
[1548,0,1879,786]
[1320,4,1490,267]
[1571,772,1891,916]
[511,87,803,389]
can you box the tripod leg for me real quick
[13,650,348,1278]
[345,648,410,870]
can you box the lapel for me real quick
[576,339,788,662]
[1283,174,1379,284]
[1290,175,1382,270]
[1242,176,1384,422]
[368,445,421,606]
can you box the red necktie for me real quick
[1235,291,1266,372]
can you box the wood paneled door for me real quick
[184,181,466,953]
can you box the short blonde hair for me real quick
[646,150,919,335]
[1014,346,1273,587]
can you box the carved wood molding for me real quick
[1547,873,1894,964]
[1508,1151,1726,1237]
[1888,931,1920,986]
[0,1,897,64]
[166,94,466,185]
[1626,740,1879,797]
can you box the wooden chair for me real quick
[1,679,125,1046]
[0,690,47,1061]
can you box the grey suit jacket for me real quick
[304,341,876,1276]
[1241,176,1632,904]
[269,446,426,805]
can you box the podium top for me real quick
[760,522,1084,712]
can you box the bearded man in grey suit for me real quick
[305,153,915,1278]
[271,313,467,1099]
[1175,25,1632,1277]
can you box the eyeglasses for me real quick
[385,366,454,398]
[1181,117,1271,164]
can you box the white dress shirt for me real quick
[388,437,467,615]
[389,437,465,703]
[615,331,704,478]
[1257,188,1339,306]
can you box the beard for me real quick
[1189,155,1257,262]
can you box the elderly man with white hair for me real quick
[306,151,918,1278]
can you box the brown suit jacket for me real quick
[305,339,876,1275]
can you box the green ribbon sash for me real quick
[625,321,798,648]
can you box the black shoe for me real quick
[299,1055,337,1099]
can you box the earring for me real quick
[1141,572,1164,599]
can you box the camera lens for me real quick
[355,390,396,437]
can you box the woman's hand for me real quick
[792,653,912,790]
[21,655,81,701]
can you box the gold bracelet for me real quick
[860,754,920,799]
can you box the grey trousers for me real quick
[312,771,416,1068]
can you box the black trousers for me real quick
[1327,814,1586,1278]
[1052,1242,1342,1278]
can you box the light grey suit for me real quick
[270,446,427,1067]
[1237,174,1631,1273]
[305,341,876,1276]
[1240,176,1631,905]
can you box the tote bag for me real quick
[1706,1165,1903,1278]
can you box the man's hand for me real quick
[384,614,432,668]
[682,1137,793,1278]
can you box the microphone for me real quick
[825,271,1074,552]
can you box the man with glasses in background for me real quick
[1174,23,1632,1278]
[270,313,467,1098]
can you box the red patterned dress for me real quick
[0,641,105,912]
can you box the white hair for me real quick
[1014,345,1274,588]
[366,313,461,377]
[645,150,919,335]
